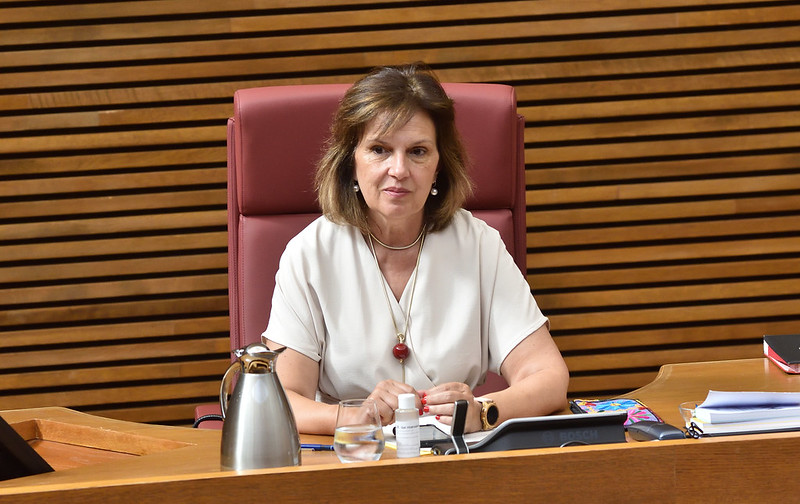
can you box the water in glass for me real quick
[333,423,385,462]
[334,398,385,463]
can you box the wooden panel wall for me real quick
[1,0,798,424]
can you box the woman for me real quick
[263,63,569,434]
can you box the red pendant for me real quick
[392,342,409,361]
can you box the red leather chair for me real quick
[195,82,526,428]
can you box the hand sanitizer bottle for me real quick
[395,393,420,458]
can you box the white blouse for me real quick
[263,209,548,403]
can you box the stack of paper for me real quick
[688,390,800,436]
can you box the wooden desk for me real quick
[1,358,798,503]
[623,357,800,426]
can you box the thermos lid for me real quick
[238,343,285,373]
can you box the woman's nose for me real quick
[387,153,410,178]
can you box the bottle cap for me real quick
[398,393,416,410]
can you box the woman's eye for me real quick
[410,147,427,156]
[370,145,386,155]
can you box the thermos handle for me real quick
[219,361,241,420]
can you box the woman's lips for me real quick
[383,186,410,196]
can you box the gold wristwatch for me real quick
[476,397,499,430]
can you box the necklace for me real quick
[367,231,426,384]
[368,228,424,250]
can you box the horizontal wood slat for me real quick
[553,299,799,333]
[557,320,800,352]
[525,131,800,166]
[0,148,226,176]
[526,193,800,227]
[0,0,397,24]
[566,343,759,373]
[541,278,800,311]
[0,254,227,285]
[0,296,228,329]
[526,152,800,186]
[2,0,798,422]
[1,126,226,155]
[530,257,800,292]
[0,190,226,221]
[1,103,232,132]
[1,339,229,371]
[1,211,226,241]
[2,169,226,198]
[1,232,227,262]
[4,380,224,412]
[530,237,800,270]
[89,403,220,425]
[528,174,800,207]
[531,215,800,249]
[3,274,227,305]
[0,317,230,349]
[568,372,660,396]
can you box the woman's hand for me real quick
[367,379,420,425]
[418,382,483,433]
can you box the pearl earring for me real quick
[353,182,360,193]
[430,185,438,196]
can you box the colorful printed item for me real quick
[570,398,662,426]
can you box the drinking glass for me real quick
[679,400,702,428]
[333,398,385,463]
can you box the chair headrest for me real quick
[233,83,520,217]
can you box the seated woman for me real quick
[264,62,569,434]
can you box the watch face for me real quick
[486,404,499,425]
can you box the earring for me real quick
[353,181,360,193]
[430,184,438,196]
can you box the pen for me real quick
[301,443,335,451]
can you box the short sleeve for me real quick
[480,222,549,374]
[262,231,325,362]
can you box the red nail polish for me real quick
[421,397,427,405]
[435,415,440,420]
[423,406,430,413]
[419,409,424,416]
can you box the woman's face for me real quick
[353,110,439,232]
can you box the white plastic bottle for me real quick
[395,393,420,458]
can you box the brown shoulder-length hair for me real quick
[315,62,473,234]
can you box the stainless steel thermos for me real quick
[219,343,301,470]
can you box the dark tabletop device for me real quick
[626,421,686,441]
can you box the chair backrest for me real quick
[227,83,526,392]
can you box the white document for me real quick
[699,390,800,408]
[695,390,800,424]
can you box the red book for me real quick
[764,334,800,374]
